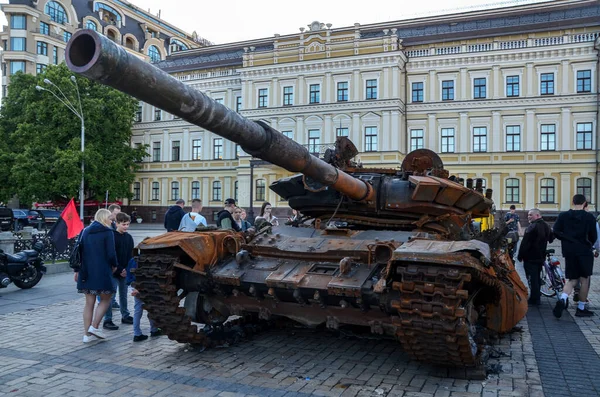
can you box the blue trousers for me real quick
[99,277,130,322]
[133,296,158,336]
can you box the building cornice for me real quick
[240,99,405,118]
[189,78,242,90]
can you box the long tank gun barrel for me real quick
[65,31,374,203]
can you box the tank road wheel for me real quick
[133,253,245,347]
[391,265,487,379]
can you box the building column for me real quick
[492,111,501,152]
[525,109,535,152]
[352,113,361,148]
[161,177,169,204]
[459,112,468,153]
[427,114,436,150]
[382,111,391,151]
[182,128,190,161]
[162,130,169,162]
[324,114,333,144]
[325,72,332,103]
[460,68,467,101]
[237,172,250,208]
[352,70,360,101]
[383,67,390,99]
[227,88,233,109]
[492,65,500,99]
[271,78,279,107]
[561,60,569,95]
[560,172,572,211]
[224,176,232,200]
[491,173,501,208]
[429,70,436,101]
[296,116,304,143]
[391,66,399,98]
[561,107,571,151]
[270,118,278,131]
[525,172,536,210]
[181,177,189,201]
[298,75,305,105]
[391,110,401,152]
[244,80,253,109]
[202,177,210,204]
[142,178,149,205]
[526,63,534,97]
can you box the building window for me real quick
[540,125,556,151]
[134,103,142,122]
[214,98,223,104]
[365,127,378,152]
[37,41,48,56]
[410,129,424,151]
[336,128,349,137]
[10,61,25,75]
[171,141,180,161]
[36,64,47,74]
[282,131,293,139]
[282,86,293,106]
[154,108,161,121]
[63,31,71,43]
[235,96,242,112]
[192,139,202,160]
[86,20,97,31]
[212,181,222,201]
[577,70,592,93]
[10,15,26,29]
[256,179,266,201]
[577,178,592,202]
[506,126,521,152]
[473,78,486,99]
[506,76,519,97]
[40,22,50,35]
[442,80,454,100]
[412,82,423,102]
[151,182,159,200]
[365,79,377,100]
[506,178,520,203]
[53,47,58,64]
[152,142,161,162]
[45,1,68,24]
[540,178,555,204]
[576,122,593,150]
[309,84,320,104]
[473,127,487,153]
[133,182,140,200]
[540,73,554,95]
[10,38,26,51]
[234,181,238,202]
[191,181,200,199]
[337,82,348,102]
[213,138,223,159]
[171,182,180,200]
[258,88,268,108]
[148,45,161,63]
[235,144,241,159]
[308,130,320,156]
[441,128,455,153]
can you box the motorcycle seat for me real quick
[6,250,37,263]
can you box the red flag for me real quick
[48,198,84,252]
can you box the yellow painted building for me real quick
[129,0,599,222]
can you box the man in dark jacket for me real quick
[216,198,241,231]
[552,194,598,318]
[164,199,185,231]
[517,208,554,305]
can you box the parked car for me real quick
[0,208,13,231]
[12,209,40,230]
[36,209,61,228]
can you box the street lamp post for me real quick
[36,77,85,220]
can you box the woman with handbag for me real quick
[73,208,118,343]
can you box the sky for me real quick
[0,0,550,45]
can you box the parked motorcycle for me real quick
[0,241,46,289]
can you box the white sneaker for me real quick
[87,325,106,339]
[83,335,94,343]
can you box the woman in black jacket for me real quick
[74,209,118,343]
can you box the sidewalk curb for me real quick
[44,261,72,275]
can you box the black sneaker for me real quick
[121,316,134,324]
[103,321,119,330]
[575,308,595,317]
[112,302,120,310]
[150,329,162,337]
[553,299,565,318]
[133,334,148,342]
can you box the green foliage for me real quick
[0,64,147,206]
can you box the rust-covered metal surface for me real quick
[67,31,528,379]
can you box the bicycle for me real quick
[540,248,565,297]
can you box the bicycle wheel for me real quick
[540,264,556,297]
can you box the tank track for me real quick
[391,264,487,379]
[133,253,253,347]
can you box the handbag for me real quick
[69,232,83,270]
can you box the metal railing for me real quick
[12,232,75,263]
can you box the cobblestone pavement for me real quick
[0,270,545,397]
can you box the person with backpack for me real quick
[178,199,207,232]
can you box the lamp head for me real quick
[35,85,44,91]
[43,78,52,85]
[70,76,76,82]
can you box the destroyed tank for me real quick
[66,31,528,378]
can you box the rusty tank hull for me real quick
[65,31,528,378]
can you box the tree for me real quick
[0,64,147,206]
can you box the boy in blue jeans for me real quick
[126,257,162,341]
